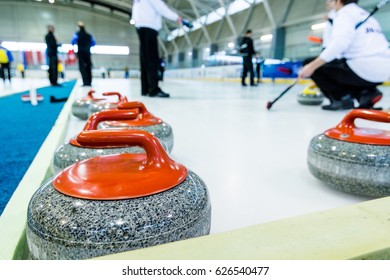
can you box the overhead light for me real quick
[91,45,130,55]
[311,22,326,30]
[260,34,273,42]
[2,41,46,51]
[49,0,55,3]
[129,19,135,25]
[2,41,129,55]
[227,42,235,48]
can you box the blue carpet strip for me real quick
[0,80,76,215]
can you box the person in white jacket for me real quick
[299,0,390,110]
[132,0,182,98]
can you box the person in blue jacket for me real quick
[0,41,14,86]
[71,21,96,86]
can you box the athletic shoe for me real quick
[149,91,170,98]
[322,96,354,111]
[357,89,382,109]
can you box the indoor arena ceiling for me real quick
[2,0,241,33]
[2,0,238,20]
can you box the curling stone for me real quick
[52,109,144,174]
[308,109,390,197]
[27,130,211,260]
[297,84,324,105]
[21,94,44,102]
[99,101,174,153]
[71,90,105,120]
[88,92,128,117]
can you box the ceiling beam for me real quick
[76,0,131,17]
[218,0,237,38]
[263,0,276,28]
[188,0,212,45]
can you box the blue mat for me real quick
[0,80,76,215]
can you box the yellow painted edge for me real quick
[0,82,78,260]
[95,197,390,260]
[176,77,390,86]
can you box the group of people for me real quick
[3,0,389,107]
[45,21,95,87]
[240,0,389,111]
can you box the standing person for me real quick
[17,63,25,79]
[45,25,60,86]
[240,30,256,87]
[158,57,166,81]
[57,60,65,79]
[132,0,182,97]
[0,42,13,86]
[71,21,96,86]
[255,53,264,84]
[298,0,390,110]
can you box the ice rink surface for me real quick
[9,77,390,234]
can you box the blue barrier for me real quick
[262,61,303,79]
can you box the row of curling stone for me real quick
[52,101,174,173]
[297,84,324,106]
[308,109,390,197]
[72,90,128,120]
[28,130,211,260]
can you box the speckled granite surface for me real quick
[297,94,324,105]
[52,142,145,174]
[27,171,211,260]
[98,122,174,153]
[52,123,173,173]
[88,103,117,116]
[71,100,96,120]
[308,134,390,197]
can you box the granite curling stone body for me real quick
[52,109,145,173]
[308,109,390,197]
[27,130,211,260]
[71,90,105,120]
[297,85,324,105]
[99,101,174,153]
[88,91,127,117]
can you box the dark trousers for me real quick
[137,27,160,94]
[311,59,380,101]
[0,63,11,82]
[48,55,58,85]
[242,56,254,85]
[255,64,261,82]
[78,51,92,86]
